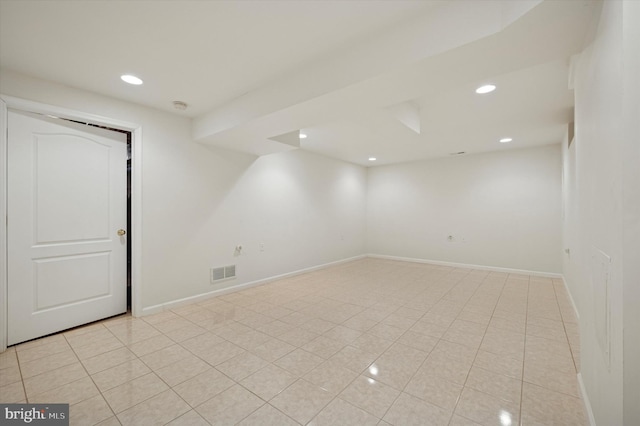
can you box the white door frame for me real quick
[0,95,143,352]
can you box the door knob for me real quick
[117,229,126,236]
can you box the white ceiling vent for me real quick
[211,265,236,283]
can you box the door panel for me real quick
[35,133,111,242]
[35,252,111,310]
[7,109,128,345]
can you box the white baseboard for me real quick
[562,275,580,321]
[141,253,563,316]
[366,253,563,278]
[141,255,366,316]
[578,372,597,426]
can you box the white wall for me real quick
[562,0,640,423]
[143,147,367,308]
[0,70,367,311]
[622,1,640,423]
[367,144,562,274]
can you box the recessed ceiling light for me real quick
[499,137,513,143]
[121,74,143,85]
[368,157,377,161]
[299,133,307,139]
[475,84,496,94]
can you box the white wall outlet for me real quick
[259,243,265,252]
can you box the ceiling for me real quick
[0,0,598,166]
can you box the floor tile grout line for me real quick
[447,271,512,425]
[298,269,460,423]
[519,275,531,426]
[18,335,85,400]
[372,270,472,424]
[75,316,204,424]
[13,345,28,405]
[389,269,500,423]
[6,260,587,426]
[299,304,396,423]
[551,279,580,374]
[421,274,479,425]
[521,283,585,401]
[147,299,345,425]
[61,330,119,425]
[99,316,247,424]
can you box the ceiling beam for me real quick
[192,0,543,154]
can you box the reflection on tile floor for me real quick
[0,258,587,425]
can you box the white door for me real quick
[7,109,128,345]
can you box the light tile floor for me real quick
[0,258,587,425]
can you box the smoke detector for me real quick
[173,101,188,111]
